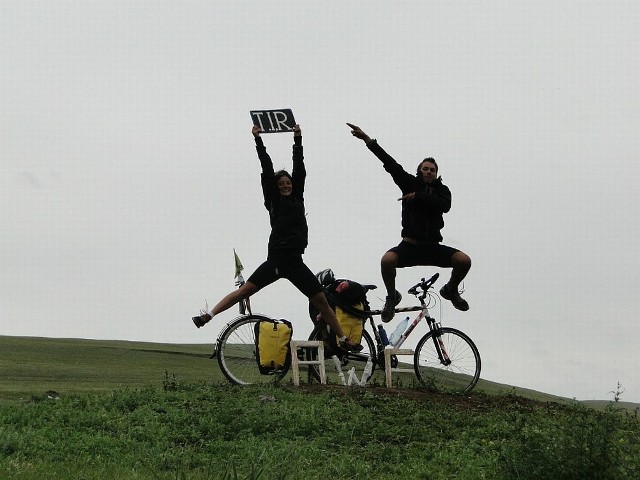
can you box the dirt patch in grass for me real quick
[283,383,555,414]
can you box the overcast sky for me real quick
[2,1,639,403]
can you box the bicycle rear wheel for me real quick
[414,327,481,395]
[306,326,376,385]
[217,314,288,385]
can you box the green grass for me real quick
[1,336,639,479]
[0,336,217,404]
[0,335,587,406]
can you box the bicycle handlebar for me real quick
[407,272,440,296]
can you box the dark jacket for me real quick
[368,140,451,243]
[255,135,308,255]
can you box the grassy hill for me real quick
[1,335,217,404]
[1,335,634,409]
[1,335,639,479]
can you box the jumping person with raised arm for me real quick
[191,124,362,353]
[347,122,471,322]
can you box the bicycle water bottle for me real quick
[389,317,409,346]
[377,325,390,346]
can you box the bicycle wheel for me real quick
[217,314,288,385]
[306,325,376,385]
[414,327,481,395]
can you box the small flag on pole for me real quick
[233,249,250,315]
[233,249,244,279]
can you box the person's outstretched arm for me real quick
[253,125,275,209]
[346,122,373,144]
[347,122,412,192]
[291,124,305,198]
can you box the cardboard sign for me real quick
[250,109,296,133]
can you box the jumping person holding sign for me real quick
[347,123,472,322]
[192,124,362,353]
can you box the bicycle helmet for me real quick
[316,268,335,287]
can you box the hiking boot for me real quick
[381,290,402,323]
[439,284,469,311]
[192,310,212,328]
[338,338,364,353]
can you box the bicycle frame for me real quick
[366,273,453,367]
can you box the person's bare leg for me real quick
[193,281,260,327]
[446,251,471,291]
[440,251,471,311]
[380,251,402,322]
[210,281,259,317]
[380,251,399,297]
[309,291,346,339]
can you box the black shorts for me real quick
[388,241,459,268]
[247,253,323,298]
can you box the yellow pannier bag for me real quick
[334,302,366,345]
[254,319,293,375]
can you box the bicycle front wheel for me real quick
[217,314,288,385]
[414,327,481,395]
[306,326,376,385]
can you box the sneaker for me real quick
[381,290,402,323]
[439,284,469,311]
[192,310,212,328]
[338,338,364,353]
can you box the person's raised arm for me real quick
[253,125,275,208]
[253,125,272,170]
[346,122,373,144]
[347,122,412,191]
[291,124,305,197]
